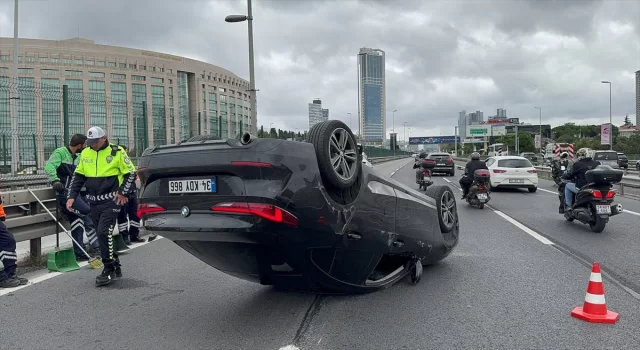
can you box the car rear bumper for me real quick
[432,166,454,173]
[491,176,539,188]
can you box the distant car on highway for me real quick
[616,152,628,169]
[592,150,620,169]
[137,120,460,294]
[520,152,538,165]
[485,156,539,192]
[426,152,455,176]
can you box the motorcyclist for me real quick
[561,148,601,213]
[460,152,488,199]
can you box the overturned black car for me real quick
[136,120,460,294]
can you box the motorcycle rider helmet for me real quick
[575,148,589,160]
[470,152,480,161]
[560,151,568,159]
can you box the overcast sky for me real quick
[1,0,639,139]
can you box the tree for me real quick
[624,114,632,126]
[496,132,535,153]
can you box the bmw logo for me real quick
[181,206,191,217]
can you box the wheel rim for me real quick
[440,190,456,229]
[329,128,358,181]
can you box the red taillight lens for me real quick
[137,203,166,218]
[493,169,507,173]
[606,191,615,199]
[231,161,272,167]
[447,158,453,164]
[527,169,537,174]
[211,202,298,227]
[592,190,603,199]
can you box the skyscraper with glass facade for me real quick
[357,47,386,145]
[0,37,254,170]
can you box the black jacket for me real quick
[562,158,601,188]
[465,160,488,180]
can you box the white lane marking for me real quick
[0,236,164,297]
[279,346,300,350]
[390,158,413,177]
[537,188,556,194]
[493,210,554,245]
[443,178,452,184]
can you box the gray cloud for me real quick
[0,0,638,138]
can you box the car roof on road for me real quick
[490,156,528,160]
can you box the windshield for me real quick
[594,152,618,161]
[428,154,451,160]
[497,159,533,168]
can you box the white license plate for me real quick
[596,205,611,215]
[509,179,525,184]
[477,193,488,200]
[168,178,217,194]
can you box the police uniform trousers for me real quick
[90,199,122,267]
[56,191,99,258]
[0,220,18,282]
[117,191,141,240]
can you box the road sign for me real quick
[492,125,506,136]
[467,125,490,138]
[534,134,541,148]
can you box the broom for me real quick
[28,188,103,269]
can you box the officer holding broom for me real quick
[66,126,137,287]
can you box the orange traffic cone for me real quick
[571,262,619,324]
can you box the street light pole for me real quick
[602,81,613,150]
[10,0,19,175]
[534,106,541,151]
[454,126,458,156]
[392,109,397,156]
[347,112,352,131]
[403,121,406,145]
[225,0,258,135]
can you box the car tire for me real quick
[528,187,537,193]
[450,169,455,176]
[308,120,361,190]
[425,185,458,235]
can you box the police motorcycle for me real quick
[558,165,624,233]
[415,157,435,191]
[465,169,491,209]
[551,154,570,186]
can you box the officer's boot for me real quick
[114,259,122,279]
[96,262,117,287]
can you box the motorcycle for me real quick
[551,160,569,186]
[465,169,491,209]
[558,165,624,233]
[415,158,435,191]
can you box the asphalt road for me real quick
[1,157,639,350]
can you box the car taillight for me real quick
[231,161,272,167]
[211,202,298,227]
[137,203,166,218]
[447,159,453,164]
[527,169,537,174]
[493,169,507,173]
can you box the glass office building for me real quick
[357,47,386,144]
[0,37,253,170]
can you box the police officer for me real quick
[115,145,145,245]
[66,126,137,287]
[0,199,29,288]
[44,134,100,260]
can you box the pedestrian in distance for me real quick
[0,199,29,288]
[66,126,137,287]
[115,145,145,245]
[44,133,101,260]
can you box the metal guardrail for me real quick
[1,155,408,261]
[452,156,640,198]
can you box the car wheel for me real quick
[308,120,361,190]
[450,169,455,176]
[528,187,537,193]
[425,185,458,234]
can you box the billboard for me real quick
[466,125,491,138]
[508,118,520,124]
[601,123,611,145]
[492,124,506,136]
[534,134,541,148]
[409,136,460,144]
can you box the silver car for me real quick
[593,150,619,169]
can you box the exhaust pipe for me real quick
[240,133,254,145]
